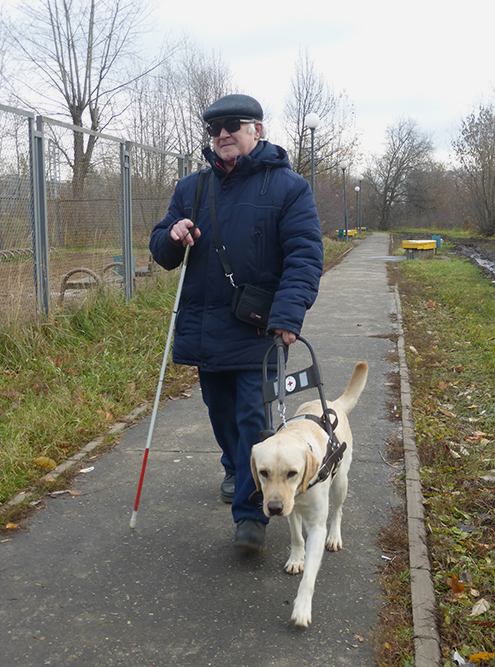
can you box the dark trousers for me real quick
[198,369,268,524]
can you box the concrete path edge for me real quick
[394,283,442,666]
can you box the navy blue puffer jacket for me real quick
[149,140,323,371]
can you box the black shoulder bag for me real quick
[207,173,275,330]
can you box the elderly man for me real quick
[149,94,323,552]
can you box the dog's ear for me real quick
[250,446,261,492]
[301,448,320,493]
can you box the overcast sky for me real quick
[151,0,495,167]
[3,0,493,168]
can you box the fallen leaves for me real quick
[33,456,57,470]
[470,598,490,617]
[469,652,495,661]
[448,574,465,596]
[465,430,493,442]
[96,409,114,421]
[470,619,495,627]
[445,573,493,654]
[1,389,22,399]
[439,406,457,418]
[49,489,82,498]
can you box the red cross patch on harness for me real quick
[285,376,297,392]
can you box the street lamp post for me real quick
[356,173,363,232]
[305,113,320,191]
[355,186,360,232]
[340,161,348,240]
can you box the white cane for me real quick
[129,169,210,530]
[129,243,191,529]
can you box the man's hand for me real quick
[274,329,297,346]
[170,219,201,247]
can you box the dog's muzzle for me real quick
[267,501,284,516]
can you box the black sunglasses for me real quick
[206,118,254,137]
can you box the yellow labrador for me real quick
[250,362,368,627]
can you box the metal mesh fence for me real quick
[44,119,124,251]
[42,119,137,312]
[130,143,177,250]
[0,107,34,322]
[0,104,201,325]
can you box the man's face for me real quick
[212,119,263,171]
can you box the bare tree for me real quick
[127,68,176,152]
[4,0,178,197]
[166,41,234,160]
[365,118,434,230]
[128,39,234,162]
[283,48,357,179]
[452,102,495,236]
[125,41,235,234]
[0,9,6,87]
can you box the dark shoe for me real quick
[220,473,235,504]
[234,519,266,553]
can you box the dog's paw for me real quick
[325,534,343,552]
[285,557,305,575]
[285,544,305,574]
[291,597,312,628]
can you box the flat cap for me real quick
[203,94,263,123]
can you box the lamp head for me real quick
[305,112,320,129]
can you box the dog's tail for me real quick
[337,362,368,415]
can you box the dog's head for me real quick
[250,431,320,518]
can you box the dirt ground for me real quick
[450,236,495,261]
[447,236,495,278]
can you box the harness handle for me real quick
[261,335,328,440]
[274,334,288,425]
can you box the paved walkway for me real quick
[1,234,404,667]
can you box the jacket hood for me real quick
[203,140,292,177]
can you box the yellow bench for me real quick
[336,229,358,238]
[402,239,437,259]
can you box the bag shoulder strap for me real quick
[191,168,210,225]
[208,172,235,284]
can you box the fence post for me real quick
[178,155,188,179]
[29,115,50,317]
[120,141,133,301]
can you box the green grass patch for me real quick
[322,235,357,270]
[0,271,197,511]
[391,226,481,240]
[395,251,495,663]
